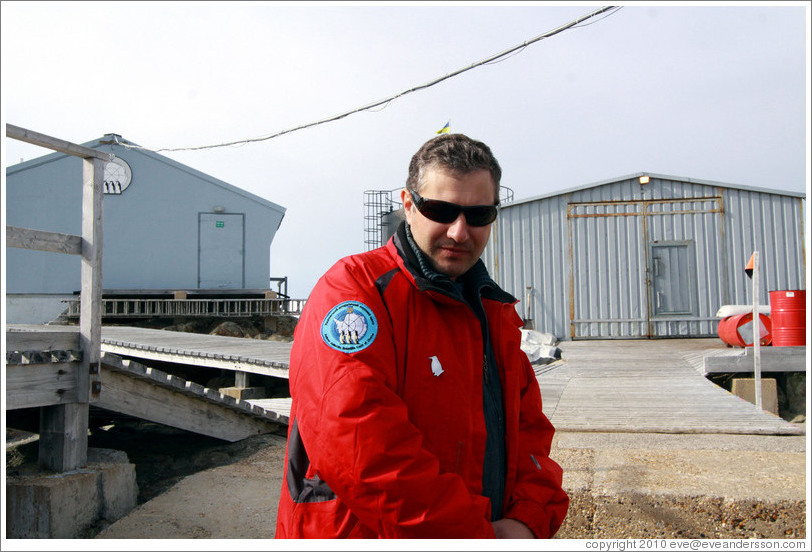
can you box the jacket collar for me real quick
[389,221,516,305]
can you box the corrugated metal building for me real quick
[6,134,286,323]
[483,172,806,341]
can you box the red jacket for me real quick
[276,229,568,538]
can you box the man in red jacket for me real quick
[276,133,569,539]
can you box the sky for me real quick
[2,1,809,299]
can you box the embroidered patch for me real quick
[321,301,378,353]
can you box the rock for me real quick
[241,325,260,338]
[264,315,298,338]
[209,321,246,338]
[785,373,806,414]
[521,329,559,347]
[521,329,561,365]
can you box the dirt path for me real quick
[90,428,807,540]
[93,433,286,539]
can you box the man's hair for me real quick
[406,133,501,201]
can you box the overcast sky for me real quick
[2,1,809,298]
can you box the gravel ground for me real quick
[557,492,805,539]
[6,411,806,540]
[12,420,793,540]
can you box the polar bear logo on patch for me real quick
[335,307,368,344]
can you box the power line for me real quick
[127,5,621,154]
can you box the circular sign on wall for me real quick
[104,157,132,194]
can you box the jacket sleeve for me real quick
[289,261,496,538]
[499,307,570,538]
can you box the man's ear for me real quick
[401,188,414,225]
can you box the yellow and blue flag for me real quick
[436,121,451,134]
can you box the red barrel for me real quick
[718,313,772,347]
[769,290,806,346]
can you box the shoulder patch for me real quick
[321,301,378,353]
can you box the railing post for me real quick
[81,156,104,403]
[38,156,105,472]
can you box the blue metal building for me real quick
[5,134,286,323]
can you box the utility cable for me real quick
[126,5,621,153]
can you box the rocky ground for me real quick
[105,314,299,343]
[558,491,805,539]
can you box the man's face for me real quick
[401,167,496,280]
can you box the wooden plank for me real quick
[96,367,279,442]
[5,226,83,255]
[6,124,113,161]
[6,326,80,352]
[247,398,291,423]
[4,363,80,410]
[80,156,104,406]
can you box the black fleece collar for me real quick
[392,221,516,305]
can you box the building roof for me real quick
[504,171,806,209]
[6,133,286,215]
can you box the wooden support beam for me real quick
[6,326,80,352]
[80,156,104,406]
[6,124,113,161]
[39,403,89,472]
[96,367,278,442]
[6,226,83,255]
[5,363,80,410]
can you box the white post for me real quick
[752,251,762,410]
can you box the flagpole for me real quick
[752,250,762,410]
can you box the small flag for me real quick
[436,121,450,134]
[745,252,755,279]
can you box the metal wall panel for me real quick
[485,175,805,341]
[722,189,806,306]
[484,194,571,337]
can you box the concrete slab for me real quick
[551,432,807,502]
[5,447,138,538]
[589,448,806,501]
[703,346,807,374]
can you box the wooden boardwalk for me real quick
[100,325,292,378]
[8,325,802,439]
[97,328,805,435]
[537,338,804,435]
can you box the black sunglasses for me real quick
[408,189,499,227]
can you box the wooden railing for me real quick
[61,296,306,318]
[5,124,112,471]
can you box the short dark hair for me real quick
[406,133,501,202]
